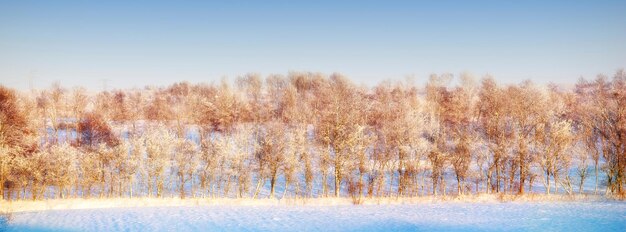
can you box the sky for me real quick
[1,0,625,91]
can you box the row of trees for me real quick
[1,71,625,201]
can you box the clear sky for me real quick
[1,0,625,90]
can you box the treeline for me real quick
[0,71,625,201]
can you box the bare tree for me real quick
[144,127,175,197]
[78,150,101,198]
[69,87,89,146]
[78,112,118,147]
[477,77,512,193]
[174,139,199,199]
[575,73,626,196]
[257,122,287,199]
[0,86,36,200]
[283,126,306,198]
[506,82,544,194]
[315,74,367,197]
[425,74,454,196]
[48,83,66,144]
[574,144,589,194]
[128,136,145,198]
[2,71,625,201]
[111,141,132,197]
[536,118,574,194]
[46,143,79,198]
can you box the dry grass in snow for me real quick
[0,194,615,213]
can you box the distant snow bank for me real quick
[1,194,619,213]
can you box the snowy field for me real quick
[3,200,625,232]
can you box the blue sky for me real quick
[1,0,625,90]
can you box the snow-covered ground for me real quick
[3,200,625,232]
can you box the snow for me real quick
[4,200,625,232]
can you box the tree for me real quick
[78,150,101,198]
[535,115,574,194]
[575,72,626,196]
[425,74,454,196]
[315,74,367,197]
[477,77,512,193]
[126,91,145,137]
[369,81,424,197]
[506,82,545,194]
[199,80,243,133]
[0,86,36,200]
[283,126,307,198]
[46,143,79,198]
[256,122,287,199]
[174,139,199,199]
[0,144,12,199]
[233,127,254,198]
[78,112,118,147]
[575,145,589,194]
[111,90,131,124]
[111,141,132,197]
[69,87,89,146]
[47,83,66,144]
[128,136,145,198]
[95,143,114,198]
[446,81,478,196]
[199,136,222,198]
[145,127,175,197]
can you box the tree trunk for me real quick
[282,180,289,199]
[594,160,599,194]
[441,175,446,196]
[100,172,106,198]
[486,169,492,194]
[495,160,500,193]
[236,175,243,199]
[387,171,394,197]
[223,176,231,197]
[456,175,462,195]
[321,171,328,197]
[334,165,341,197]
[554,170,559,194]
[358,172,364,198]
[157,177,164,198]
[295,182,300,199]
[270,175,277,199]
[0,175,4,200]
[432,174,438,196]
[179,173,186,199]
[545,169,551,195]
[253,177,264,199]
[517,152,526,195]
[190,173,195,198]
[147,177,153,197]
[579,175,585,194]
